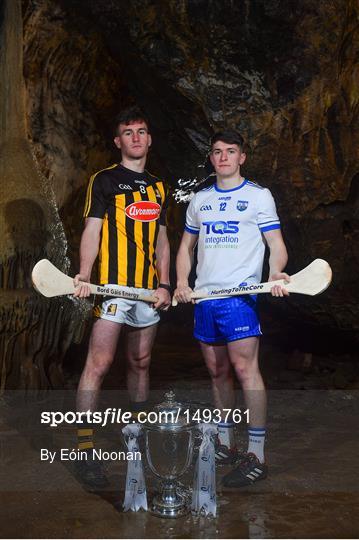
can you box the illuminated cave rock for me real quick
[0,0,86,390]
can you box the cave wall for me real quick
[22,0,131,267]
[0,0,88,391]
[73,0,358,336]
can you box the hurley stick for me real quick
[172,259,332,306]
[31,259,158,303]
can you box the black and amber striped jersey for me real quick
[83,163,168,289]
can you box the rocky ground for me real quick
[0,324,358,539]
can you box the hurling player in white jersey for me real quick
[174,129,290,487]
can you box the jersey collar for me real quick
[118,163,147,177]
[214,179,247,193]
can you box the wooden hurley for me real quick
[172,259,332,306]
[32,258,332,307]
[31,259,158,303]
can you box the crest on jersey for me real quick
[106,304,117,316]
[237,200,248,211]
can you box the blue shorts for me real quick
[194,296,262,344]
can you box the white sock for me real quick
[218,422,235,448]
[247,427,266,463]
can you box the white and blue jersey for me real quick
[185,179,281,293]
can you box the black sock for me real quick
[129,400,148,414]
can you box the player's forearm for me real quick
[268,242,288,277]
[176,246,194,286]
[155,234,170,285]
[78,228,101,280]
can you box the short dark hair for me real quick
[210,129,245,151]
[113,106,150,136]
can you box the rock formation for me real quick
[0,0,85,390]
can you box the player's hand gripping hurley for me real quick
[172,259,332,306]
[31,259,158,303]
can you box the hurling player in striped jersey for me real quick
[72,106,171,488]
[174,129,290,487]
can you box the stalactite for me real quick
[0,0,85,391]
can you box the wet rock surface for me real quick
[1,376,358,538]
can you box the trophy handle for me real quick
[180,429,194,476]
[144,431,163,479]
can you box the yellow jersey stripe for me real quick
[83,163,118,217]
[146,185,157,289]
[115,193,127,285]
[132,191,145,287]
[99,216,109,284]
[156,181,165,204]
[84,173,97,217]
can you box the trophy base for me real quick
[150,491,189,519]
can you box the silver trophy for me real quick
[142,391,197,518]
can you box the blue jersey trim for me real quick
[258,219,279,226]
[214,179,247,193]
[185,225,199,235]
[246,180,264,190]
[260,224,281,232]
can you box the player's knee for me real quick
[128,353,151,373]
[233,358,258,382]
[207,363,231,381]
[86,351,113,379]
[234,365,249,382]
